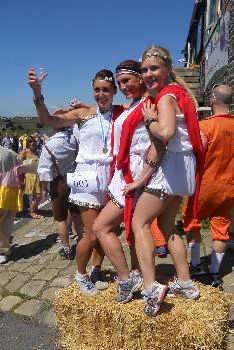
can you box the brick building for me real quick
[183,0,234,108]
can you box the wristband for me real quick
[144,117,157,130]
[33,95,44,108]
[145,158,158,168]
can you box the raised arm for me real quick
[27,68,96,128]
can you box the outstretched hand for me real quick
[28,67,48,94]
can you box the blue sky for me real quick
[0,0,194,117]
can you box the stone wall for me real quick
[174,67,201,104]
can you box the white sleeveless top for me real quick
[108,98,151,207]
[113,98,147,156]
[166,93,193,152]
[75,109,113,165]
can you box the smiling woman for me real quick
[28,67,124,296]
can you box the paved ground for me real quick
[0,205,234,349]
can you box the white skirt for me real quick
[108,154,144,208]
[68,162,110,209]
[145,150,196,197]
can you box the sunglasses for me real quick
[211,83,223,98]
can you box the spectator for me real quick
[12,134,19,153]
[182,84,234,287]
[1,133,12,149]
[37,126,78,259]
[19,136,42,219]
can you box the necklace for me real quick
[98,108,113,154]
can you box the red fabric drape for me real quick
[117,85,205,245]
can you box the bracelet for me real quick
[33,95,44,108]
[145,158,158,168]
[144,117,157,130]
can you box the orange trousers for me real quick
[150,219,166,247]
[182,184,233,241]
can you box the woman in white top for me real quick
[28,68,123,296]
[130,45,204,316]
[93,60,163,302]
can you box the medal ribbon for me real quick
[98,108,113,152]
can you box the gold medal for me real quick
[103,147,108,154]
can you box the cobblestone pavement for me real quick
[0,207,234,349]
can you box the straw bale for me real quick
[54,282,232,350]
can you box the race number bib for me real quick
[67,171,98,193]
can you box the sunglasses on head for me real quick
[211,83,220,98]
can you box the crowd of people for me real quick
[0,132,45,155]
[0,44,233,317]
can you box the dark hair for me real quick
[92,69,116,91]
[26,136,36,147]
[115,60,141,75]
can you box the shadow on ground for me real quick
[9,233,58,262]
[0,312,58,350]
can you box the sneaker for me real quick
[154,245,168,258]
[210,273,223,289]
[189,263,207,277]
[0,254,8,264]
[90,267,108,290]
[115,271,143,304]
[168,278,200,300]
[58,247,74,260]
[143,281,168,316]
[75,272,98,296]
[130,270,143,289]
[56,236,62,243]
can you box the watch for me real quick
[33,95,44,108]
[144,117,156,130]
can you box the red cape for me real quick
[117,85,205,245]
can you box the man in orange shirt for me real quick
[182,84,234,287]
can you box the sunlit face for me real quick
[93,80,116,111]
[141,56,170,92]
[116,73,142,99]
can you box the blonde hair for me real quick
[141,45,198,108]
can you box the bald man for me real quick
[182,84,234,287]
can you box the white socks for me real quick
[209,251,225,274]
[76,271,88,281]
[188,242,201,267]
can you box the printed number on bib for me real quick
[67,171,98,193]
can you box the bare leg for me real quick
[91,243,105,267]
[157,196,190,281]
[30,194,42,218]
[93,201,130,281]
[66,210,73,233]
[129,236,140,271]
[72,208,99,274]
[133,191,191,289]
[132,192,169,289]
[57,220,70,247]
